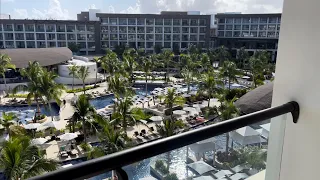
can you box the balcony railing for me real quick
[30,101,299,180]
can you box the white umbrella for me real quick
[62,164,73,168]
[229,173,248,180]
[229,126,266,145]
[183,107,197,112]
[154,88,163,91]
[31,138,47,145]
[214,170,233,179]
[149,116,163,122]
[24,123,41,129]
[173,110,186,115]
[242,76,250,79]
[139,120,148,124]
[172,84,182,88]
[58,133,78,141]
[43,121,63,130]
[193,176,216,180]
[182,94,191,98]
[187,161,217,175]
[193,104,206,109]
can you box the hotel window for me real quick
[146,42,153,48]
[164,34,171,41]
[5,41,14,48]
[46,25,55,32]
[199,19,206,26]
[15,33,24,40]
[146,19,154,25]
[155,27,162,33]
[101,34,109,40]
[138,27,145,33]
[37,41,46,48]
[190,19,198,26]
[128,34,136,41]
[119,34,127,40]
[164,27,171,33]
[4,24,13,31]
[277,24,280,31]
[110,26,117,33]
[146,27,154,33]
[77,25,86,32]
[47,41,56,48]
[164,42,171,48]
[200,27,206,33]
[173,34,180,41]
[267,31,276,38]
[128,27,136,33]
[268,25,276,31]
[87,26,94,32]
[225,31,232,37]
[110,18,118,25]
[87,34,94,41]
[218,31,224,37]
[67,25,75,32]
[57,34,66,40]
[137,34,145,40]
[67,34,76,40]
[218,18,225,23]
[15,24,23,31]
[47,34,56,40]
[119,18,127,25]
[155,34,163,41]
[110,34,118,40]
[234,25,241,30]
[137,18,145,25]
[101,42,108,48]
[251,25,258,30]
[218,25,225,30]
[199,35,205,41]
[110,41,118,48]
[250,31,257,37]
[36,33,45,40]
[190,35,197,41]
[146,34,154,41]
[242,25,250,30]
[233,31,241,37]
[26,41,35,48]
[269,17,277,23]
[251,18,259,23]
[16,41,25,48]
[119,27,127,33]
[182,19,189,26]
[155,19,163,25]
[242,31,249,37]
[190,27,198,33]
[58,42,66,47]
[234,18,241,23]
[260,17,267,23]
[242,18,250,23]
[173,19,181,26]
[4,33,14,40]
[128,18,136,25]
[164,19,172,26]
[259,32,267,37]
[57,25,66,32]
[101,18,108,24]
[259,25,267,30]
[173,27,180,33]
[182,27,189,33]
[77,34,86,40]
[182,34,188,41]
[226,18,233,23]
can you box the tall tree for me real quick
[0,112,16,134]
[0,137,58,179]
[108,74,129,98]
[101,49,119,81]
[181,68,193,93]
[216,46,231,66]
[141,56,153,96]
[77,66,90,94]
[237,47,249,69]
[164,88,185,120]
[220,61,238,91]
[217,97,239,153]
[38,70,65,121]
[161,50,174,83]
[200,53,211,72]
[72,94,95,143]
[0,54,16,92]
[68,42,80,54]
[154,44,162,54]
[68,64,79,92]
[123,48,138,84]
[199,71,220,107]
[249,51,269,87]
[92,57,101,87]
[156,119,185,137]
[13,61,44,119]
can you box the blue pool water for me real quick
[89,84,163,110]
[0,103,60,116]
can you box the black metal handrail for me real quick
[29,101,299,180]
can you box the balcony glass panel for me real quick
[110,18,118,25]
[155,27,162,33]
[101,18,108,25]
[137,42,145,48]
[173,27,180,33]
[137,18,145,25]
[4,33,13,40]
[101,42,108,48]
[15,24,23,31]
[88,42,95,49]
[251,18,259,23]
[182,19,189,26]
[259,32,267,37]
[155,34,163,41]
[242,18,250,23]
[259,25,267,31]
[251,25,258,31]
[26,41,35,48]
[153,19,162,26]
[173,34,180,41]
[218,25,225,30]
[87,26,95,32]
[242,31,250,37]
[119,34,127,40]
[218,31,224,37]
[67,25,75,32]
[199,19,206,26]
[233,31,241,37]
[182,34,189,41]
[4,24,13,31]
[268,17,277,23]
[119,27,127,33]
[77,34,86,41]
[128,18,136,25]
[225,31,232,37]
[190,19,198,26]
[5,41,14,48]
[250,31,257,37]
[137,27,145,33]
[190,35,197,41]
[58,42,66,47]
[47,41,56,48]
[67,34,76,40]
[190,27,198,33]
[15,33,24,40]
[182,27,189,33]
[110,26,118,33]
[110,34,118,40]
[234,18,241,23]
[234,25,241,30]
[268,25,276,31]
[242,25,249,30]
[57,34,66,40]
[37,41,46,48]
[87,34,94,41]
[164,42,171,48]
[267,31,277,38]
[128,27,136,33]
[119,18,127,25]
[78,42,86,49]
[146,42,153,48]
[46,25,55,32]
[47,34,56,40]
[77,25,86,32]
[218,18,225,23]
[146,19,154,25]
[164,27,171,33]
[0,34,2,40]
[57,25,66,32]
[146,27,154,33]
[110,41,118,48]
[277,24,280,31]
[226,18,233,23]
[164,19,172,26]
[164,34,171,41]
[16,41,25,48]
[137,34,145,40]
[199,35,205,41]
[173,19,181,26]
[260,17,267,23]
[36,33,45,40]
[101,34,109,41]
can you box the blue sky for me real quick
[0,0,283,20]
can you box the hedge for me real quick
[66,85,99,93]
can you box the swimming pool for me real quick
[0,103,60,116]
[89,84,164,110]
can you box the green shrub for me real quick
[7,94,29,98]
[34,114,46,120]
[80,142,91,152]
[66,85,99,93]
[155,160,164,169]
[155,160,169,175]
[163,173,178,180]
[225,88,248,101]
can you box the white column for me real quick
[266,0,320,180]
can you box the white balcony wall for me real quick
[266,0,320,180]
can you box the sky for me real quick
[0,0,283,20]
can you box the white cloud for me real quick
[12,0,71,20]
[85,4,97,11]
[126,0,282,14]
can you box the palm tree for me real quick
[0,137,58,179]
[249,51,269,87]
[72,94,95,143]
[220,61,238,91]
[92,57,101,87]
[237,47,249,69]
[215,46,230,66]
[107,74,129,97]
[123,48,138,84]
[38,70,65,121]
[100,49,119,81]
[199,71,219,107]
[0,54,16,92]
[217,97,239,153]
[68,64,79,91]
[0,112,16,134]
[13,61,44,119]
[77,66,90,94]
[164,88,185,120]
[141,57,153,96]
[200,53,211,72]
[181,68,193,93]
[156,119,185,137]
[161,50,174,83]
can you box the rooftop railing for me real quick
[29,101,299,180]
